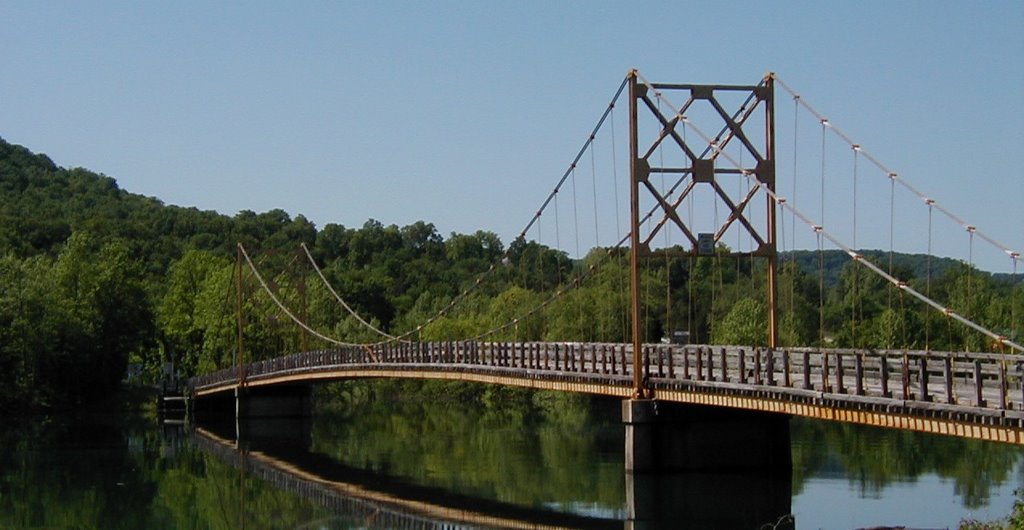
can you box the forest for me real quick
[1,137,1021,412]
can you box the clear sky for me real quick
[1,1,1021,271]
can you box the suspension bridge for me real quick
[187,70,1024,451]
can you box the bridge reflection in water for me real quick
[193,418,792,529]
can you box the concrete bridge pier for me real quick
[622,399,791,473]
[192,384,314,449]
[622,400,793,528]
[624,469,792,529]
[234,385,313,419]
[233,385,313,448]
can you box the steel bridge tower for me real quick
[627,71,777,397]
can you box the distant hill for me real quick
[0,137,316,277]
[2,136,1015,287]
[781,249,983,288]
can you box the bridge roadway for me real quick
[189,341,1024,444]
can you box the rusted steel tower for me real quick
[627,70,777,397]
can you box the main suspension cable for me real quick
[773,74,1021,266]
[299,243,402,342]
[239,244,363,347]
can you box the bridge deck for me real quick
[190,342,1024,444]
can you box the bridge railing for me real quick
[189,342,1024,414]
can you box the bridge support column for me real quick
[622,399,791,473]
[236,385,312,419]
[624,468,792,529]
[234,385,313,449]
[623,400,793,528]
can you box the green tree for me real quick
[713,297,768,346]
[157,250,231,376]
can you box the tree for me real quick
[713,297,768,346]
[157,250,231,376]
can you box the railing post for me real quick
[696,347,704,381]
[739,349,747,384]
[835,352,845,394]
[754,348,763,385]
[782,349,791,387]
[667,346,674,379]
[974,359,986,407]
[766,348,775,386]
[943,356,955,404]
[999,361,1008,410]
[821,350,830,393]
[802,351,811,390]
[720,347,728,382]
[919,356,931,402]
[901,353,911,400]
[683,347,691,380]
[879,355,890,397]
[854,353,864,396]
[657,346,665,378]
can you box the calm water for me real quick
[1,391,1021,529]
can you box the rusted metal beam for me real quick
[628,70,646,399]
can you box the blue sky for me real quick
[1,1,1021,271]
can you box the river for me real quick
[0,385,1021,529]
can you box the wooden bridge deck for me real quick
[190,342,1024,444]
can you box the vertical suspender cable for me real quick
[591,137,600,248]
[590,138,605,340]
[779,197,788,345]
[685,122,696,343]
[820,120,827,251]
[738,148,744,282]
[818,119,827,349]
[817,224,829,393]
[790,95,799,343]
[819,117,827,346]
[536,219,544,337]
[658,95,671,341]
[712,160,721,342]
[611,105,628,342]
[888,173,896,348]
[967,226,976,350]
[852,145,860,346]
[926,200,934,350]
[235,244,245,385]
[535,219,544,300]
[571,163,583,339]
[554,185,562,281]
[1012,255,1019,347]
